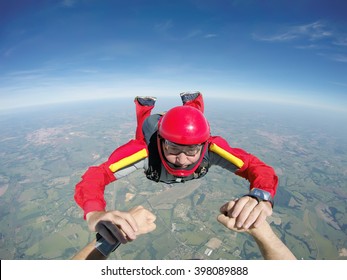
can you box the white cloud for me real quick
[295,21,332,40]
[253,20,347,63]
[154,20,215,41]
[330,54,347,63]
[294,44,321,50]
[155,20,174,33]
[185,29,202,39]
[333,36,347,47]
[204,34,218,39]
[252,32,297,42]
[253,21,333,43]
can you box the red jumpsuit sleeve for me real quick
[74,162,115,219]
[74,139,148,219]
[235,151,278,198]
[210,136,278,197]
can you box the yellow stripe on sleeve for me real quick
[109,148,148,173]
[209,143,244,168]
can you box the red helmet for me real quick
[158,106,210,145]
[157,106,210,177]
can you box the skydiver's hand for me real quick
[217,205,247,233]
[218,201,264,233]
[221,197,272,230]
[128,205,157,235]
[86,210,138,241]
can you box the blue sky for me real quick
[1,0,346,111]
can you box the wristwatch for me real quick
[246,188,274,206]
[95,232,121,257]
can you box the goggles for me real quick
[164,140,202,157]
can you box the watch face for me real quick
[251,188,272,201]
[259,190,267,199]
[95,234,121,257]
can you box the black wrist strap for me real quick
[94,220,126,257]
[95,232,121,257]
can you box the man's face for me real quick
[162,140,202,168]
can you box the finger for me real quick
[115,211,139,232]
[231,196,250,218]
[136,223,156,235]
[219,203,228,214]
[242,206,262,229]
[111,216,137,240]
[234,198,258,228]
[220,200,236,215]
[146,213,157,224]
[136,212,157,235]
[129,205,144,214]
[145,222,157,233]
[217,214,229,226]
[137,208,156,221]
[217,214,243,232]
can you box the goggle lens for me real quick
[164,140,202,156]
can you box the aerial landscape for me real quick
[0,98,346,260]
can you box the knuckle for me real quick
[112,210,121,216]
[227,201,234,208]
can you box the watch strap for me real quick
[245,188,274,206]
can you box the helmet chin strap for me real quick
[157,136,208,177]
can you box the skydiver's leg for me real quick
[134,96,157,140]
[180,91,204,113]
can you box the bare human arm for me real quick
[218,200,296,260]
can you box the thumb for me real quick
[147,212,157,223]
[217,214,229,226]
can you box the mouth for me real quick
[173,163,187,168]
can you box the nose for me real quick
[175,152,188,165]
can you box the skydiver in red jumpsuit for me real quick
[74,91,278,242]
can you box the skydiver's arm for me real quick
[209,136,278,197]
[74,139,148,219]
[74,162,115,219]
[209,136,278,229]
